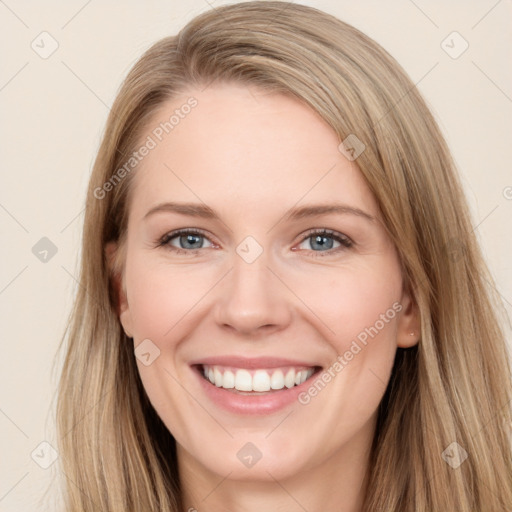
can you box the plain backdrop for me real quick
[0,1,511,510]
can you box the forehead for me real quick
[127,83,378,223]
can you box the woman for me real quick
[55,2,512,510]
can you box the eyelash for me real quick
[156,228,353,257]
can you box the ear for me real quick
[105,241,133,338]
[395,281,421,348]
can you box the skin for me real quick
[108,82,420,512]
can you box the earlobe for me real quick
[105,241,133,337]
[396,285,421,348]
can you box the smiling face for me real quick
[108,82,419,485]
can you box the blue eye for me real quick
[157,228,353,256]
[158,229,212,254]
[297,229,353,256]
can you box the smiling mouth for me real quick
[194,364,323,394]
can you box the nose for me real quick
[213,250,292,336]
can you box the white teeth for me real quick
[223,370,235,389]
[235,369,252,391]
[214,367,223,387]
[270,370,285,390]
[284,369,295,388]
[203,365,315,392]
[252,370,271,392]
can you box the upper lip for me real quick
[189,355,322,370]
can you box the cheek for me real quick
[290,260,402,409]
[291,258,403,347]
[124,258,211,433]
[125,257,213,340]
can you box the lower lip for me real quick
[192,365,320,415]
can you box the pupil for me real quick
[312,235,333,251]
[181,234,202,249]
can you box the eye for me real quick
[295,229,353,256]
[156,228,353,257]
[157,228,214,254]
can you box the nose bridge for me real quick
[232,247,270,293]
[213,240,291,333]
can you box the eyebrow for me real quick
[143,201,375,223]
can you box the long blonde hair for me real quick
[55,2,512,510]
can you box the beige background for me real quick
[1,0,511,510]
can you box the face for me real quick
[108,82,419,483]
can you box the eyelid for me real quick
[157,227,353,255]
[297,228,352,245]
[158,227,217,250]
[293,228,353,256]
